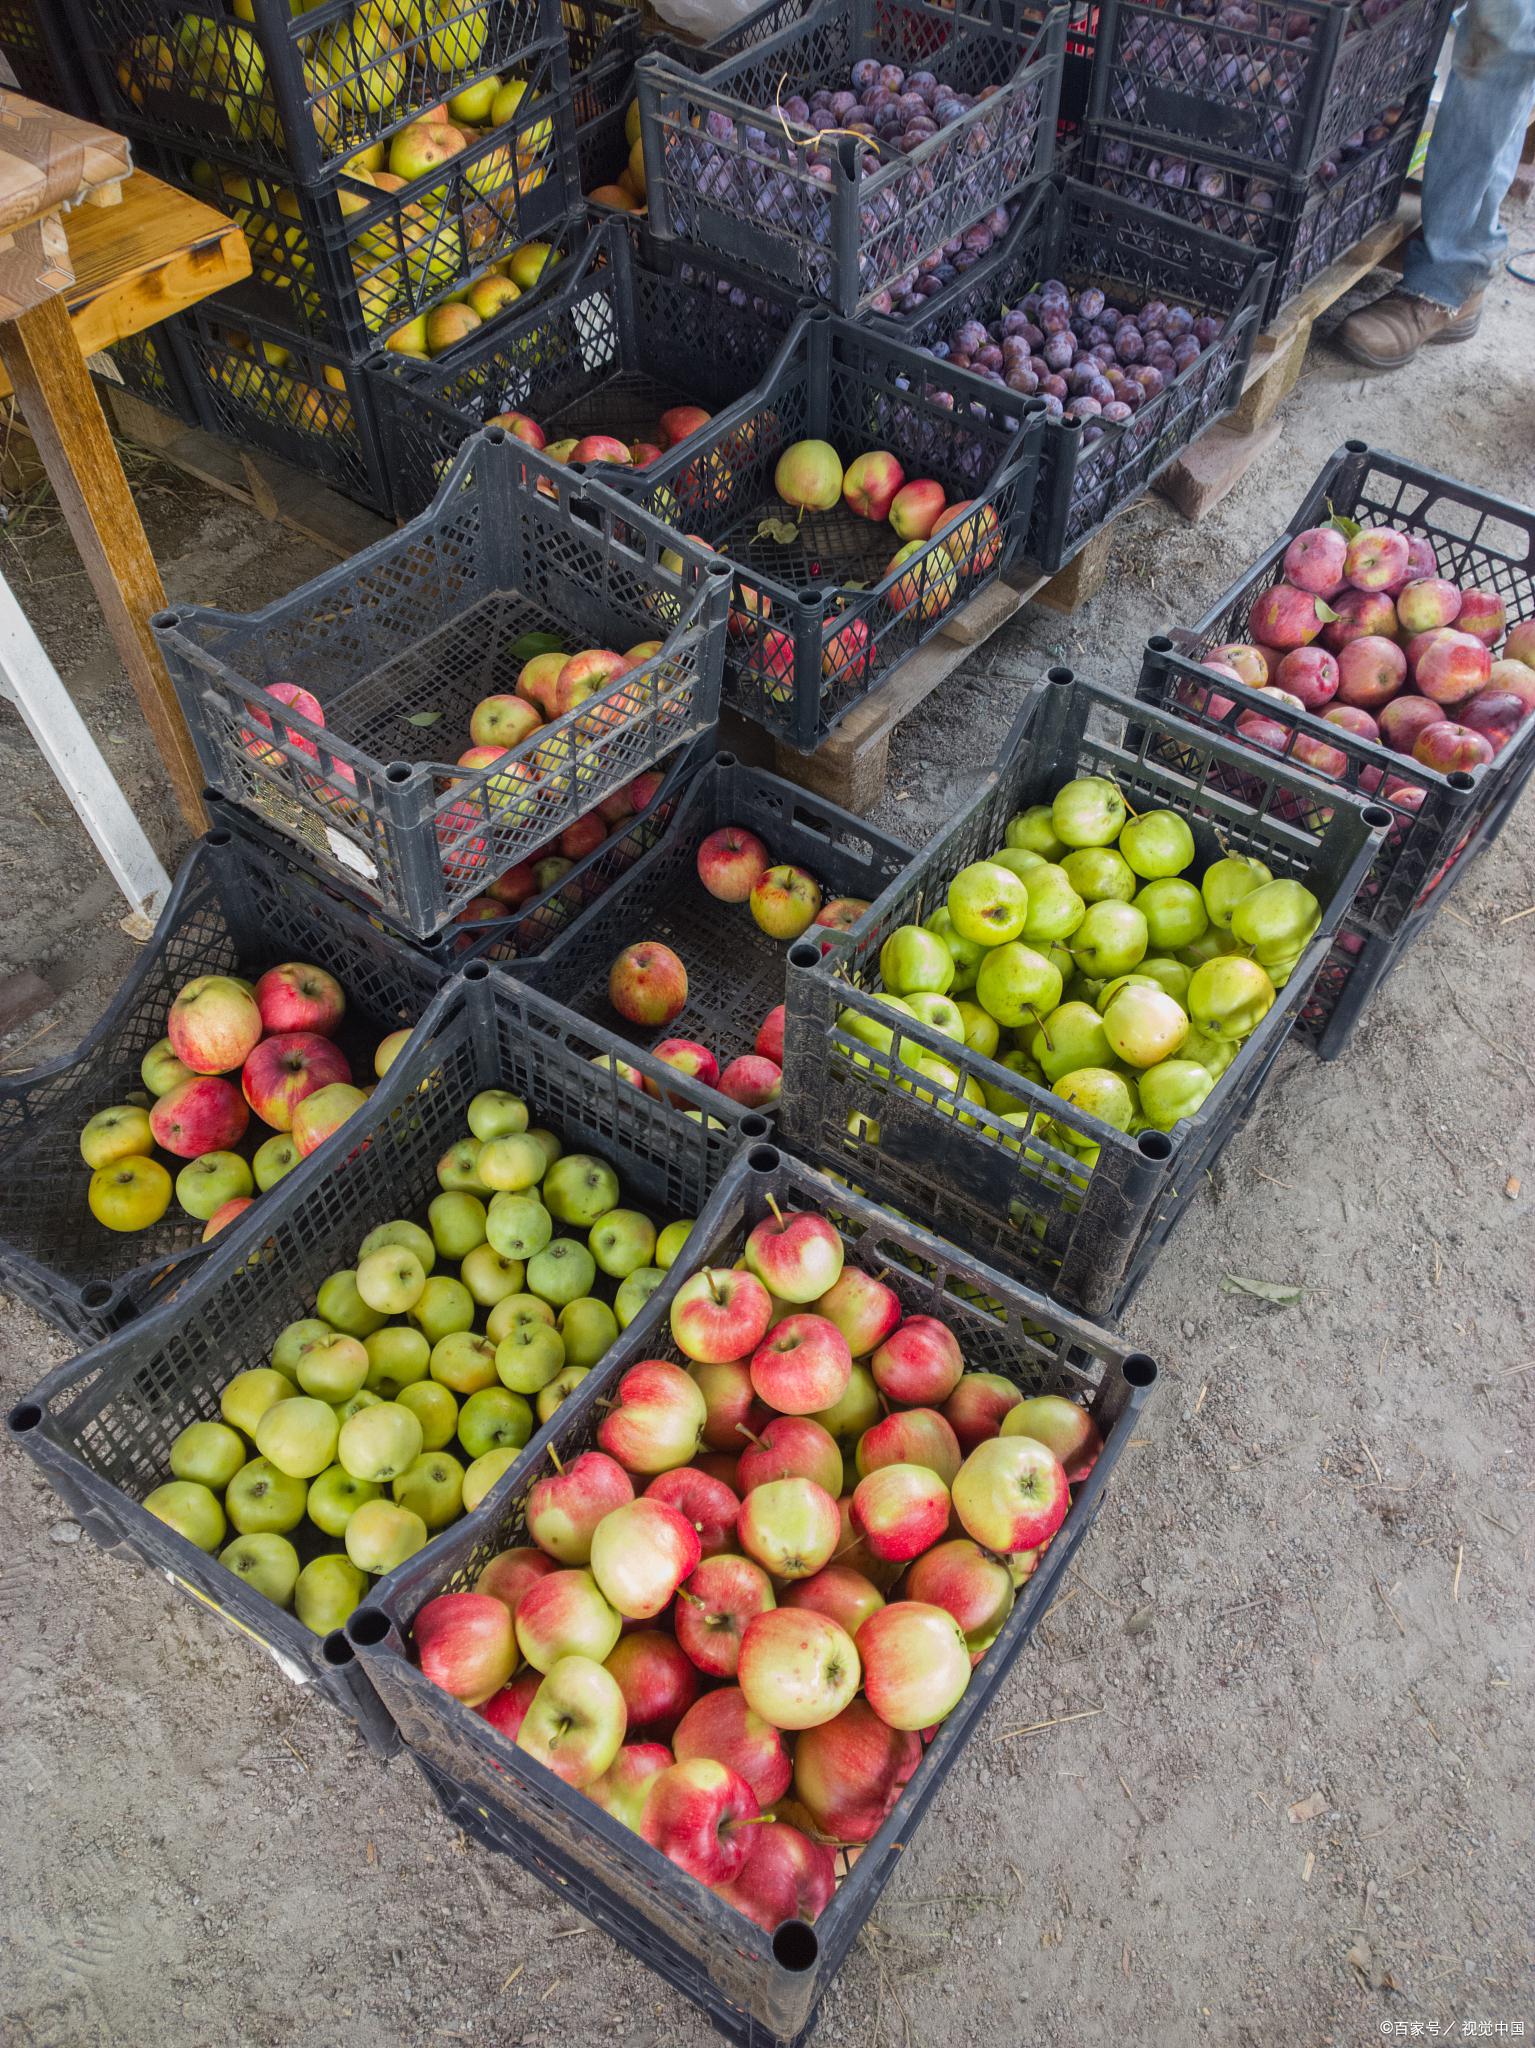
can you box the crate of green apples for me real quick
[5,967,768,1748]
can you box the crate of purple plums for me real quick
[1135,441,1535,1055]
[634,0,1066,319]
[882,176,1270,572]
[1082,82,1429,324]
[1086,0,1453,179]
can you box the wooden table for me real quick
[0,95,250,862]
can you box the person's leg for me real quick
[1340,0,1535,368]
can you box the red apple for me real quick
[591,1496,702,1619]
[696,825,771,902]
[291,1082,368,1158]
[1460,691,1528,751]
[252,961,345,1037]
[810,1266,901,1358]
[168,975,263,1075]
[750,865,823,941]
[643,1038,720,1104]
[1378,695,1445,757]
[658,404,711,448]
[603,1629,700,1736]
[475,1668,542,1739]
[738,1476,840,1580]
[569,436,632,467]
[889,478,947,541]
[1210,642,1270,690]
[670,1268,774,1365]
[943,1371,1023,1452]
[736,1416,843,1498]
[1395,576,1463,635]
[782,1564,885,1637]
[1002,1394,1102,1482]
[241,1031,351,1132]
[750,1314,852,1415]
[1335,634,1407,709]
[1343,527,1410,591]
[1414,721,1494,772]
[475,1544,558,1621]
[905,1537,1015,1655]
[672,1686,791,1805]
[608,942,688,1027]
[754,1007,786,1069]
[791,1697,920,1841]
[714,1822,836,1930]
[688,1358,766,1452]
[842,449,905,522]
[1324,703,1381,744]
[1320,588,1396,651]
[717,1056,782,1109]
[952,1435,1070,1553]
[1417,631,1492,706]
[737,1608,861,1730]
[851,1464,950,1562]
[871,1316,963,1405]
[743,1207,844,1304]
[597,1362,708,1475]
[856,1600,971,1729]
[674,1553,776,1678]
[414,1590,517,1705]
[1274,645,1339,711]
[527,1449,634,1563]
[588,1741,673,1832]
[1247,582,1324,650]
[1281,525,1347,596]
[149,1075,248,1159]
[855,1408,962,1486]
[645,1466,740,1556]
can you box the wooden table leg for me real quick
[0,292,206,833]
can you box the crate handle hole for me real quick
[1448,772,1477,791]
[1146,634,1172,654]
[1343,439,1368,453]
[1361,805,1394,830]
[1047,665,1073,686]
[1123,1353,1158,1389]
[7,1401,43,1433]
[348,1607,392,1648]
[462,961,491,982]
[747,1144,781,1175]
[787,942,821,970]
[80,1281,116,1309]
[772,1920,820,1973]
[151,609,180,631]
[714,750,737,769]
[1136,1131,1174,1162]
[740,1114,771,1140]
[321,1629,356,1668]
[385,763,414,786]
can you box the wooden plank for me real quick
[1251,195,1420,359]
[1034,526,1112,615]
[0,172,249,399]
[1229,319,1309,437]
[1156,418,1283,523]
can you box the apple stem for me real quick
[735,1423,766,1448]
[1028,1006,1054,1051]
[1113,779,1140,819]
[705,1268,726,1305]
[764,1193,786,1230]
[675,1587,704,1608]
[874,1265,891,1285]
[546,1446,564,1474]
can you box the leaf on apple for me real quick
[1220,1274,1302,1306]
[1325,503,1361,541]
[1312,599,1340,624]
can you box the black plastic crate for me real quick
[780,668,1388,1316]
[1083,84,1427,325]
[0,0,94,114]
[151,430,730,939]
[515,748,916,1117]
[5,966,767,1746]
[173,300,394,513]
[1152,441,1535,938]
[880,175,1269,572]
[0,828,446,1348]
[93,322,202,427]
[122,64,580,361]
[1086,0,1452,178]
[67,0,567,181]
[565,0,642,130]
[623,307,1046,750]
[369,212,804,520]
[637,0,1065,318]
[345,1141,1157,2048]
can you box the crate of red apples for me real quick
[345,1143,1157,2048]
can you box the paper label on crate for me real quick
[325,825,379,882]
[166,1571,313,1687]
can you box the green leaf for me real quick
[1313,598,1340,623]
[404,710,442,728]
[508,629,564,661]
[1221,1274,1303,1306]
[1325,502,1361,541]
[755,516,799,545]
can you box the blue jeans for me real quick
[1403,0,1535,307]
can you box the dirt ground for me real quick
[1,221,1532,2048]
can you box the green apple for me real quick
[543,1155,621,1228]
[1069,901,1148,978]
[655,1219,692,1270]
[1228,879,1320,974]
[1178,927,1234,967]
[296,1334,370,1402]
[396,1378,459,1450]
[437,1138,491,1195]
[175,1150,253,1222]
[306,1462,383,1537]
[424,1193,487,1263]
[1004,805,1066,859]
[315,1269,387,1338]
[947,860,1029,946]
[905,992,965,1042]
[141,1036,193,1097]
[1060,847,1137,904]
[220,1366,293,1438]
[463,1445,520,1512]
[1052,1066,1135,1131]
[979,1047,1042,1116]
[1018,863,1086,943]
[974,942,1063,1029]
[923,908,984,994]
[1095,973,1157,1014]
[294,1554,369,1634]
[810,1358,880,1444]
[1051,776,1127,847]
[467,1088,529,1140]
[144,1479,226,1552]
[1119,809,1195,879]
[457,1386,534,1459]
[256,1395,339,1478]
[338,1400,425,1483]
[225,1457,307,1535]
[333,1389,382,1425]
[495,1320,566,1393]
[410,1275,476,1344]
[954,1000,1000,1060]
[528,1127,563,1171]
[363,1324,431,1397]
[1134,956,1192,1005]
[169,1418,247,1491]
[461,1242,525,1307]
[589,1208,657,1280]
[615,1267,666,1328]
[1201,853,1272,929]
[355,1245,426,1316]
[357,1218,436,1275]
[479,1132,548,1193]
[989,846,1045,882]
[1028,1001,1111,1084]
[879,924,955,997]
[220,1532,300,1608]
[1188,956,1275,1040]
[486,1192,553,1261]
[534,1366,589,1428]
[486,1291,556,1342]
[1134,879,1208,952]
[1101,986,1189,1068]
[1180,1024,1239,1079]
[430,1330,500,1394]
[527,1238,597,1307]
[253,1133,301,1192]
[558,1296,619,1370]
[270,1317,335,1379]
[837,998,906,1072]
[392,1449,465,1528]
[1137,1059,1216,1129]
[345,1497,428,1574]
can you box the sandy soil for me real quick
[1,226,1532,2048]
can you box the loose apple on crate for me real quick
[141,1087,697,1636]
[407,1194,1101,1933]
[80,962,403,1241]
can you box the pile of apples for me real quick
[1198,521,1535,780]
[483,401,713,473]
[80,962,390,1240]
[597,821,870,1111]
[409,1199,1099,1930]
[846,774,1323,1149]
[141,1086,694,1635]
[585,100,649,217]
[205,324,360,443]
[383,237,564,360]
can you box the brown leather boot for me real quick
[1338,290,1484,370]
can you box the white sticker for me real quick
[325,825,379,881]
